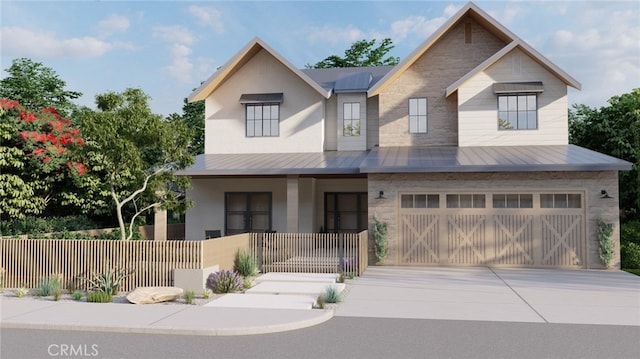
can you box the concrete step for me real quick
[204,293,317,310]
[255,272,340,284]
[246,282,345,297]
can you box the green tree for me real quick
[307,38,400,69]
[0,99,86,221]
[168,96,205,156]
[569,88,640,219]
[77,88,194,240]
[0,58,82,117]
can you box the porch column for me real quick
[153,208,167,241]
[286,175,299,232]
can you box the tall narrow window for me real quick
[246,103,279,137]
[343,102,361,136]
[498,94,537,130]
[409,98,427,133]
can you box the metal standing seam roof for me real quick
[301,66,394,93]
[177,145,632,176]
[358,145,633,173]
[176,151,370,176]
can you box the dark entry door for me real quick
[225,192,272,235]
[324,192,367,233]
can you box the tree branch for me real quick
[127,202,160,240]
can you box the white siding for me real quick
[204,49,325,154]
[458,48,569,147]
[324,95,338,151]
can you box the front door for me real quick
[225,192,272,235]
[324,192,367,233]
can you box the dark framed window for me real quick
[492,194,533,208]
[409,97,427,133]
[343,102,361,136]
[400,194,439,208]
[246,103,279,137]
[446,194,486,208]
[498,94,537,130]
[540,193,582,209]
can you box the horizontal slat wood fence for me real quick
[251,231,368,275]
[0,239,202,291]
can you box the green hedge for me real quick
[621,221,640,269]
[0,215,97,236]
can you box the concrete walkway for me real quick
[336,267,640,326]
[2,267,638,337]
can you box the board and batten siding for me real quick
[337,93,367,151]
[204,49,326,154]
[457,48,569,146]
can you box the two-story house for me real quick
[179,2,631,268]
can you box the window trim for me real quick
[245,102,280,138]
[497,93,538,131]
[408,97,428,134]
[342,102,361,137]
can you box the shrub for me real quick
[206,270,243,294]
[86,291,112,303]
[621,242,640,269]
[72,290,84,301]
[0,215,97,236]
[34,274,63,297]
[15,287,29,298]
[184,290,196,304]
[202,289,212,299]
[373,214,389,264]
[82,268,133,295]
[233,249,259,277]
[597,219,614,267]
[621,221,640,245]
[320,286,342,304]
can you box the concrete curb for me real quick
[0,309,334,336]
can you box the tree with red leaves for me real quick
[0,98,86,220]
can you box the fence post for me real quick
[338,233,345,274]
[257,233,264,272]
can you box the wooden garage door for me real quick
[399,192,586,267]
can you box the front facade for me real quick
[180,3,631,268]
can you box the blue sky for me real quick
[1,1,638,117]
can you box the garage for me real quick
[398,191,586,267]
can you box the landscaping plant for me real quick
[184,290,196,304]
[597,219,615,267]
[206,270,243,294]
[72,290,83,301]
[202,289,212,299]
[373,214,389,264]
[83,268,133,295]
[233,249,259,277]
[34,274,63,297]
[320,286,342,304]
[86,291,112,303]
[15,287,28,298]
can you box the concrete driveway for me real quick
[335,267,640,326]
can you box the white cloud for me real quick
[0,26,112,58]
[443,4,462,17]
[187,5,224,34]
[152,26,197,83]
[390,15,446,41]
[97,14,130,38]
[306,25,365,44]
[152,26,195,45]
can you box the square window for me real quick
[415,195,427,208]
[246,103,279,137]
[427,194,440,208]
[498,94,537,130]
[401,194,413,208]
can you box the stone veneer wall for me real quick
[378,15,506,147]
[367,171,621,269]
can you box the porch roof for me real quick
[177,151,369,176]
[359,145,633,173]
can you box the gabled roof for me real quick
[445,40,581,97]
[301,66,393,93]
[368,2,580,97]
[188,37,331,102]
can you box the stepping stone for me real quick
[204,293,317,310]
[246,282,345,296]
[255,272,339,284]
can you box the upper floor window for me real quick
[246,103,279,137]
[343,102,361,136]
[409,98,427,133]
[498,94,537,130]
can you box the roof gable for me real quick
[189,37,331,102]
[368,1,579,97]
